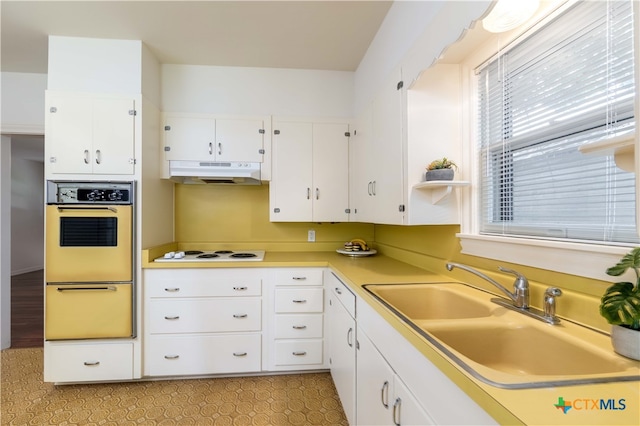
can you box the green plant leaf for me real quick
[606,247,640,278]
[600,282,640,329]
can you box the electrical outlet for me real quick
[308,229,316,242]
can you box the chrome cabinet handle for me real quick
[95,149,101,164]
[233,352,248,357]
[56,286,116,292]
[335,287,342,295]
[316,188,319,200]
[233,314,248,318]
[83,361,100,366]
[292,351,307,356]
[164,287,180,292]
[218,142,222,155]
[372,180,377,196]
[347,327,353,347]
[292,325,307,330]
[306,188,310,199]
[164,354,179,360]
[292,277,307,281]
[208,142,213,155]
[381,380,390,408]
[393,397,401,426]
[368,181,372,196]
[164,315,180,320]
[83,149,90,164]
[233,286,247,291]
[292,299,307,304]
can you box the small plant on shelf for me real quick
[425,157,457,181]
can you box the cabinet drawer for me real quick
[149,299,261,333]
[44,342,133,383]
[147,276,262,298]
[330,275,355,318]
[273,268,323,286]
[274,314,323,339]
[274,288,324,313]
[274,340,324,366]
[147,334,261,376]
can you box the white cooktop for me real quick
[154,250,265,263]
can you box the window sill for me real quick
[457,233,634,282]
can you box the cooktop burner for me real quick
[155,250,265,263]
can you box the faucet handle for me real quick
[544,287,563,322]
[498,267,529,289]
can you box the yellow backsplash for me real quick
[174,183,611,332]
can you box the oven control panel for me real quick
[47,181,134,205]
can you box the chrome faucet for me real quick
[446,262,530,309]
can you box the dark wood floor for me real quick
[10,269,44,348]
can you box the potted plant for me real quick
[425,157,457,181]
[600,247,640,360]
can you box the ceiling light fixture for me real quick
[482,0,540,33]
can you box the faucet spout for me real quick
[446,262,529,309]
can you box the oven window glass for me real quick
[60,217,118,246]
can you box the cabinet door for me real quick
[356,327,395,425]
[164,115,216,161]
[328,296,356,425]
[216,118,264,162]
[393,377,435,426]
[349,103,376,222]
[270,121,313,221]
[312,123,349,222]
[47,94,94,174]
[92,98,135,174]
[371,69,405,224]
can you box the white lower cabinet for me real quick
[44,341,134,383]
[267,267,326,371]
[357,326,434,425]
[143,269,264,377]
[327,272,357,426]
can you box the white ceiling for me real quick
[1,0,393,74]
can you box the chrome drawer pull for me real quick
[164,315,180,320]
[164,355,180,360]
[292,277,307,280]
[164,287,180,292]
[292,299,307,303]
[292,325,307,330]
[233,314,248,318]
[233,286,248,291]
[233,352,248,357]
[381,380,390,408]
[83,361,100,366]
[56,286,116,292]
[393,397,401,426]
[335,287,342,295]
[292,351,307,356]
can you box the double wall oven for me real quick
[45,181,135,340]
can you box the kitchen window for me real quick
[459,0,639,280]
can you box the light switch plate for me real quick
[308,230,316,242]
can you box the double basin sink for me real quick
[364,282,640,389]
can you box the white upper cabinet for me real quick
[350,64,464,225]
[46,92,136,175]
[350,69,405,224]
[163,114,265,163]
[270,119,349,222]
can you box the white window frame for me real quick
[458,0,640,282]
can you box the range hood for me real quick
[169,161,262,185]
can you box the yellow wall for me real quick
[175,184,374,250]
[174,183,610,331]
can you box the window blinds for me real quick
[477,0,637,244]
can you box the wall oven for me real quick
[45,181,135,340]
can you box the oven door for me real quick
[45,283,133,340]
[45,204,132,283]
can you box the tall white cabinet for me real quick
[45,92,136,175]
[270,119,350,222]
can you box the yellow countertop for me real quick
[141,248,640,425]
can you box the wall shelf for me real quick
[412,180,470,204]
[578,134,635,172]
